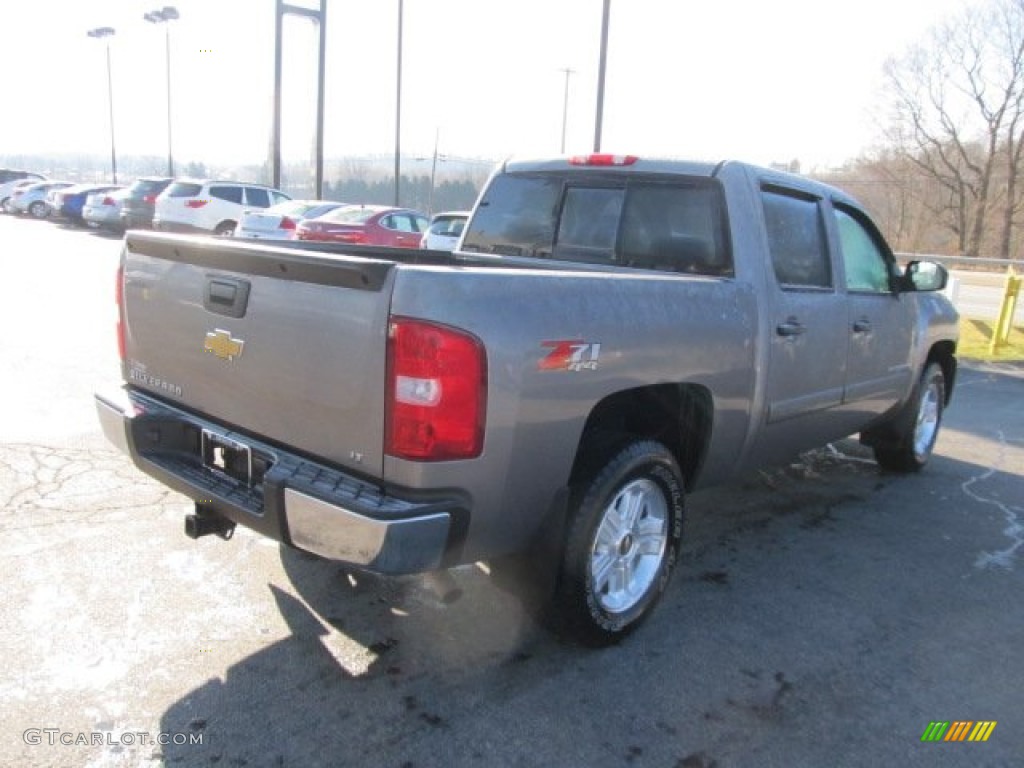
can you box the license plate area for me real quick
[201,429,254,487]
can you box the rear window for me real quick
[266,200,316,216]
[165,182,202,198]
[429,215,467,236]
[323,207,379,224]
[462,173,733,275]
[130,179,170,195]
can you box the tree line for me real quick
[820,0,1024,260]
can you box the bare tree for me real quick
[883,0,1024,258]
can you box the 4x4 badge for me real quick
[204,329,244,361]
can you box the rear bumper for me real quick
[120,210,153,229]
[96,389,454,575]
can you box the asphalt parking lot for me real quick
[0,213,1021,767]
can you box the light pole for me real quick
[395,0,404,206]
[144,6,180,177]
[594,0,611,152]
[559,67,575,154]
[87,27,117,184]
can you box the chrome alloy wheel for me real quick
[913,376,942,461]
[589,477,669,614]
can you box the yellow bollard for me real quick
[989,266,1021,355]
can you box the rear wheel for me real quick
[556,439,685,645]
[874,362,945,472]
[214,221,236,237]
[29,201,48,218]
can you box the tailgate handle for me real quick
[204,276,251,319]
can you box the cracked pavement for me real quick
[1,215,1022,767]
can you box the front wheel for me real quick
[556,440,685,646]
[874,362,945,472]
[214,221,236,237]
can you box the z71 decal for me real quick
[539,340,602,372]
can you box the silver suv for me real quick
[153,180,290,236]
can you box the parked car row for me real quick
[1,167,468,250]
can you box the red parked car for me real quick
[295,205,429,248]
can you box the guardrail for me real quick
[896,253,1024,272]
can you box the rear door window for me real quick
[210,186,243,205]
[761,188,832,289]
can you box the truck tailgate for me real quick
[120,232,395,477]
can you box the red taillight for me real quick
[115,265,125,363]
[185,199,208,208]
[102,196,116,206]
[279,216,296,230]
[569,154,639,166]
[385,318,486,461]
[143,194,156,204]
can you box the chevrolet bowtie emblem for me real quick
[204,329,244,361]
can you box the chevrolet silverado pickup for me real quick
[96,155,958,644]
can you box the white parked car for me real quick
[9,181,74,218]
[153,179,290,236]
[420,210,471,251]
[234,199,345,241]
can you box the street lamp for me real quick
[87,27,117,184]
[144,6,180,177]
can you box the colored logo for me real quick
[204,329,244,361]
[539,340,601,372]
[921,721,997,742]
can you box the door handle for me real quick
[776,319,806,337]
[852,319,872,333]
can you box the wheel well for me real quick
[927,340,957,404]
[215,220,237,232]
[569,384,713,491]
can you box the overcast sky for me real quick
[1,0,979,172]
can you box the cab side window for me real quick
[761,188,831,289]
[834,206,895,293]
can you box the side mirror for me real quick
[902,260,948,292]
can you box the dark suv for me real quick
[119,177,173,229]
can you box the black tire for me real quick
[555,439,685,646]
[29,201,48,219]
[874,362,945,473]
[214,221,236,237]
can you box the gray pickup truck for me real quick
[96,155,958,644]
